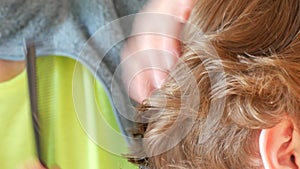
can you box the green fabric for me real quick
[0,56,136,169]
[0,70,35,169]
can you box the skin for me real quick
[18,159,60,169]
[0,60,25,82]
[122,0,196,103]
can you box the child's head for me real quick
[130,0,300,168]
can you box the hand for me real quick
[121,0,196,103]
[0,60,25,82]
[19,160,60,169]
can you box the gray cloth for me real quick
[0,0,147,143]
[0,0,146,62]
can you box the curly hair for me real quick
[129,0,300,168]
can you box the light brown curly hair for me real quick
[129,0,300,168]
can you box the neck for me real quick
[0,60,25,82]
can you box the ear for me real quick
[259,115,300,169]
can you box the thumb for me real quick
[18,160,47,169]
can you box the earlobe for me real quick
[259,116,300,169]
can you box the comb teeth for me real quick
[25,39,45,166]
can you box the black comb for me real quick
[25,39,46,167]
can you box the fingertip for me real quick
[19,160,47,169]
[128,77,153,104]
[177,0,197,22]
[50,164,61,169]
[178,0,197,7]
[132,87,152,104]
[178,7,193,23]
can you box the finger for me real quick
[129,0,195,43]
[142,0,196,22]
[122,49,177,86]
[128,70,168,103]
[18,160,47,169]
[50,164,61,169]
[127,70,152,103]
[176,0,197,21]
[122,47,178,103]
[122,35,180,60]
